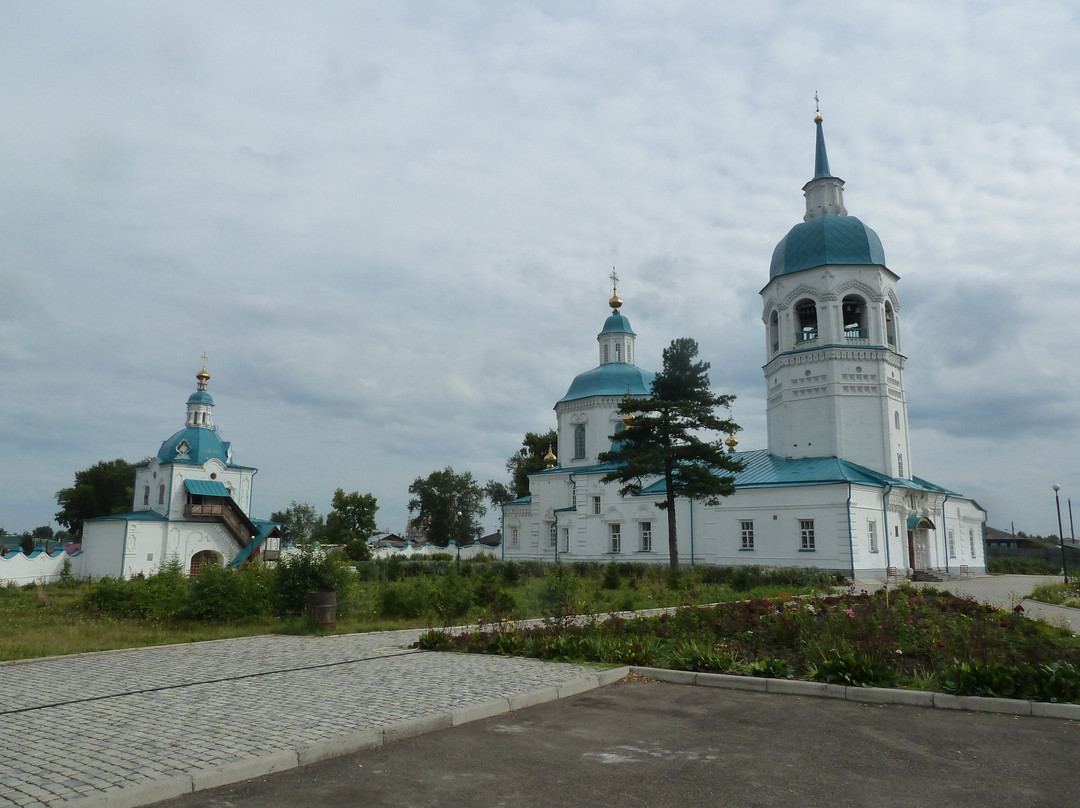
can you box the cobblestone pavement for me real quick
[0,630,597,808]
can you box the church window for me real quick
[842,295,867,338]
[799,519,815,551]
[615,343,622,362]
[158,484,165,505]
[561,528,570,552]
[640,522,652,552]
[603,344,609,363]
[740,520,754,550]
[897,454,904,477]
[627,345,632,363]
[769,310,779,353]
[868,520,878,553]
[609,523,621,553]
[573,424,586,459]
[969,529,976,556]
[548,523,557,549]
[795,300,818,343]
[593,496,601,515]
[894,411,900,430]
[143,486,150,506]
[885,302,897,347]
[510,528,519,548]
[948,530,957,558]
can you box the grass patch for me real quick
[1029,583,1080,609]
[1,560,838,661]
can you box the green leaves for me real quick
[407,467,487,548]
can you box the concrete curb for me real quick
[630,666,1080,720]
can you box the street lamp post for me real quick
[1053,484,1068,585]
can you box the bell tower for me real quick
[760,111,912,478]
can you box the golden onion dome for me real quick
[544,445,557,468]
[725,434,739,453]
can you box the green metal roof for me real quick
[184,479,231,497]
[769,216,886,278]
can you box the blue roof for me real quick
[559,363,655,403]
[769,215,886,279]
[184,479,231,497]
[157,427,231,465]
[186,391,214,405]
[600,312,636,336]
[83,510,169,523]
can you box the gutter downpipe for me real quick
[940,493,951,574]
[846,482,855,581]
[120,521,131,578]
[881,483,893,573]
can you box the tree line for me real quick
[39,337,746,569]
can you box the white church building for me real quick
[78,363,282,579]
[502,115,987,577]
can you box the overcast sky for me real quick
[2,1,1078,539]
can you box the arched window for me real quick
[627,345,632,364]
[769,310,779,353]
[603,344,609,363]
[143,486,150,506]
[885,302,897,347]
[842,295,866,338]
[573,424,586,459]
[158,484,165,505]
[894,411,900,430]
[615,343,621,362]
[795,299,818,343]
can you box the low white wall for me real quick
[0,549,81,585]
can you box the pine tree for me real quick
[599,338,743,569]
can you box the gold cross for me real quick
[609,268,619,290]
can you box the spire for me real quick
[802,100,847,221]
[813,92,832,179]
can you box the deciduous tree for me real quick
[408,467,487,548]
[599,337,743,569]
[485,428,558,504]
[269,501,326,547]
[55,458,136,538]
[325,489,377,561]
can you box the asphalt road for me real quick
[154,677,1080,808]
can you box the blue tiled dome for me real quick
[559,363,654,403]
[770,216,886,278]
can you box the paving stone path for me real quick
[0,630,598,808]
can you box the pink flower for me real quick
[1013,604,1025,613]
[843,608,855,618]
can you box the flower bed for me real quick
[417,584,1080,702]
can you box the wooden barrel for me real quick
[306,591,337,631]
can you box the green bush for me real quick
[184,562,275,622]
[275,548,351,616]
[988,556,1062,575]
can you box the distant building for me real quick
[79,363,281,578]
[502,114,986,577]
